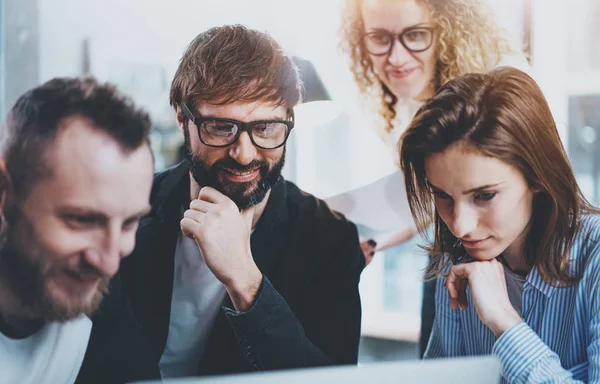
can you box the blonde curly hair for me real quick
[340,0,516,134]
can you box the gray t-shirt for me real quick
[504,267,526,316]
[159,231,227,378]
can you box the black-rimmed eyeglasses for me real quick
[362,27,435,56]
[180,102,295,150]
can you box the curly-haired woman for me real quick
[340,0,529,356]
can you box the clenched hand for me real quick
[445,259,522,337]
[181,186,263,311]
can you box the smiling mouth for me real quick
[388,67,417,79]
[221,168,260,182]
[223,168,259,176]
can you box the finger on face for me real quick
[189,198,218,213]
[199,186,230,204]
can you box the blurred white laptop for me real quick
[134,355,501,384]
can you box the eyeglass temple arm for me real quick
[179,102,195,122]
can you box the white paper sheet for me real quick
[324,170,415,234]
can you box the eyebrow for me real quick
[58,205,152,221]
[201,114,287,122]
[428,182,503,195]
[368,22,431,33]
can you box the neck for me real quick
[247,189,270,228]
[190,175,201,203]
[395,87,434,112]
[0,278,44,337]
[414,84,435,102]
[501,244,531,276]
[501,221,534,276]
[189,174,271,229]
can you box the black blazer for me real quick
[120,162,365,376]
[76,275,160,383]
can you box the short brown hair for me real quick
[2,76,151,198]
[400,67,599,285]
[170,25,302,116]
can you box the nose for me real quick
[388,39,412,66]
[229,131,257,166]
[83,226,131,278]
[447,202,478,240]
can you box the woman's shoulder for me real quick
[575,214,600,246]
[571,214,600,273]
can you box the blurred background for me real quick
[1,0,598,362]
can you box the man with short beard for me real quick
[120,25,365,378]
[0,77,158,383]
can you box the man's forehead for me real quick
[49,117,151,171]
[53,116,117,152]
[22,171,153,223]
[25,119,154,217]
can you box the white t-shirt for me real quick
[0,315,91,384]
[159,231,227,378]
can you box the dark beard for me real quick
[0,204,109,322]
[183,127,285,209]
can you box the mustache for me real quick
[63,260,107,281]
[213,158,267,172]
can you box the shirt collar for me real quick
[524,267,556,297]
[524,251,584,297]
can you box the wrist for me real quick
[490,310,522,338]
[225,263,263,312]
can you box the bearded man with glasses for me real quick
[119,25,365,379]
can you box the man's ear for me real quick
[0,158,11,214]
[175,107,185,135]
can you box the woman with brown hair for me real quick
[400,67,600,382]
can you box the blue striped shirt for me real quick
[424,214,600,383]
